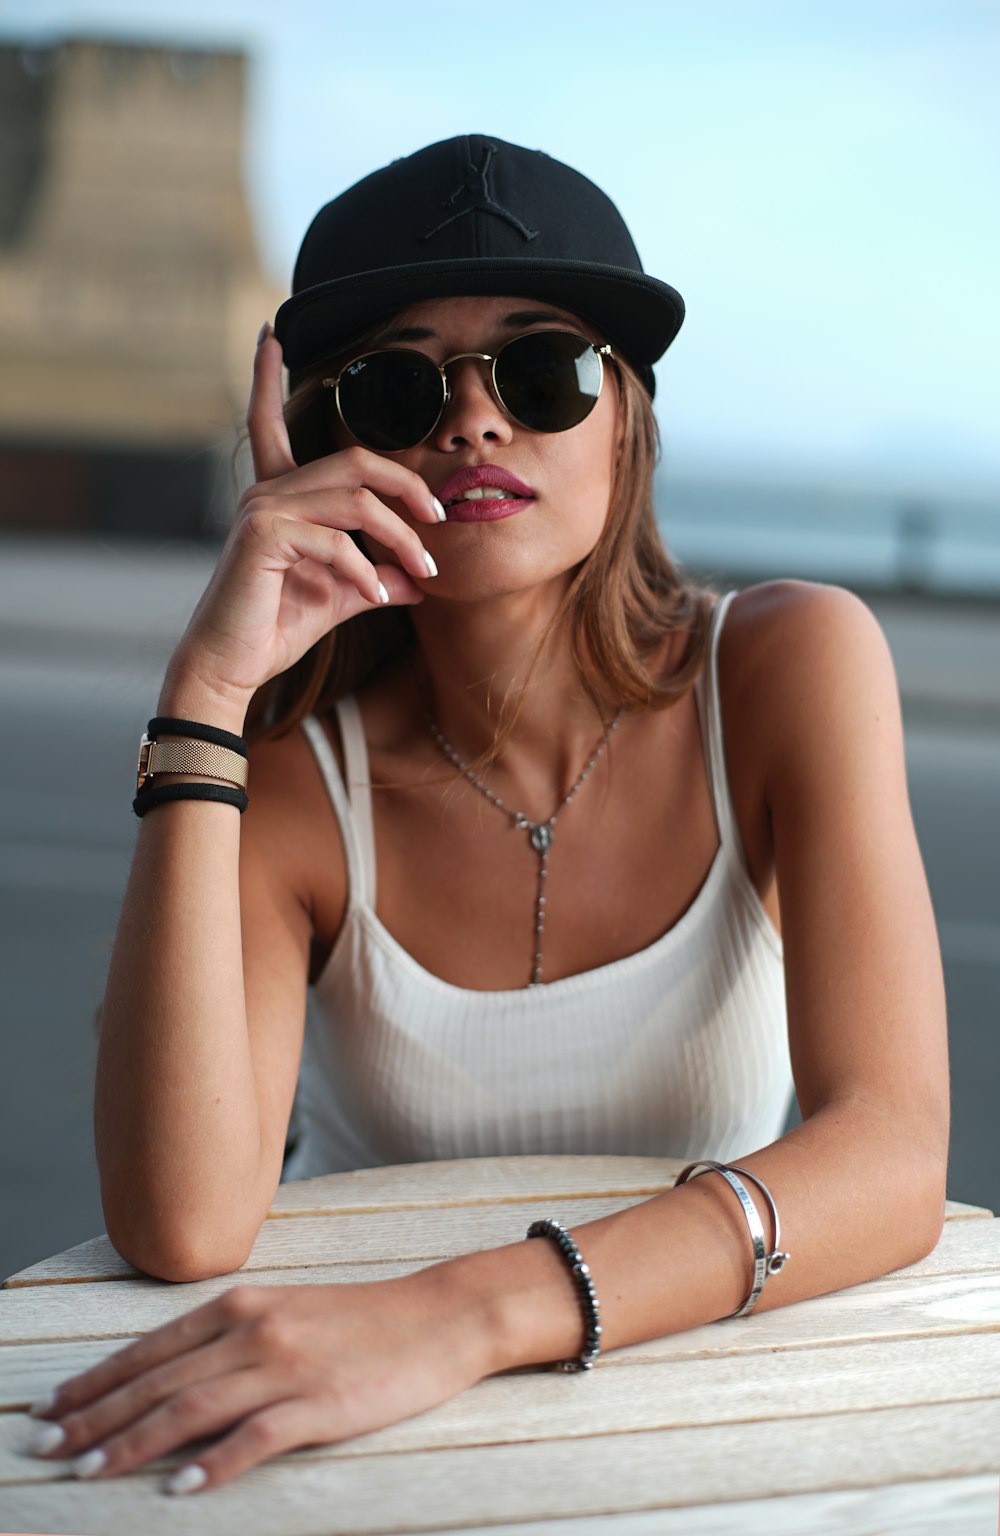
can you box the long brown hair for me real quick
[244,307,714,752]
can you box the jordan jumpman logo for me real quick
[421,141,538,242]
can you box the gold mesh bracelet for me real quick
[136,735,249,791]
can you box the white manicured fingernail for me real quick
[423,549,438,577]
[29,1422,66,1455]
[166,1463,208,1496]
[73,1447,107,1478]
[29,1391,59,1418]
[256,320,269,346]
[432,496,447,521]
[376,581,390,605]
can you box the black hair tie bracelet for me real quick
[526,1218,602,1371]
[147,717,248,756]
[133,782,249,818]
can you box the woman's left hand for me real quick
[29,1271,496,1493]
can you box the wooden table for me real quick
[3,1156,1000,1535]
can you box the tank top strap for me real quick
[299,705,376,909]
[332,695,378,906]
[694,590,741,862]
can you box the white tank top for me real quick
[282,591,793,1180]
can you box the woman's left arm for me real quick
[487,579,950,1359]
[31,581,949,1492]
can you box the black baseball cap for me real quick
[274,134,685,399]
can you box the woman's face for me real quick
[330,294,622,605]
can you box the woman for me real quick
[29,134,948,1495]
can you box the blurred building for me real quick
[0,36,284,538]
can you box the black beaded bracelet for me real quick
[526,1218,602,1372]
[147,717,248,757]
[133,782,249,818]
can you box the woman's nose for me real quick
[432,355,514,449]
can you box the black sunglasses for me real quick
[322,329,614,452]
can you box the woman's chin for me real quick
[417,557,586,610]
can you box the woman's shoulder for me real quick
[724,576,885,642]
[718,579,902,785]
[720,578,893,687]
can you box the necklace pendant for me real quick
[425,706,623,991]
[530,822,554,854]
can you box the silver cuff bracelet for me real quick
[675,1159,789,1316]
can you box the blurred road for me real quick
[2,536,999,1282]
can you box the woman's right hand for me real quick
[160,323,443,720]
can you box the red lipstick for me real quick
[435,465,536,522]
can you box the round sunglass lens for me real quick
[337,351,443,450]
[495,331,603,432]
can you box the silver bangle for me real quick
[675,1160,771,1316]
[728,1164,791,1281]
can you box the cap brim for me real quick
[274,258,685,400]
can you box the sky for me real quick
[2,0,998,496]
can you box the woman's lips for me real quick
[436,466,535,503]
[444,496,534,523]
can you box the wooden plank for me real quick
[267,1188,992,1221]
[246,1209,1000,1290]
[4,1257,1000,1363]
[0,1264,424,1345]
[613,1267,1000,1367]
[6,1331,1000,1483]
[1,1155,681,1288]
[435,1476,1000,1535]
[945,1199,996,1220]
[264,1158,988,1221]
[0,1337,113,1409]
[879,1217,1000,1276]
[7,1201,998,1290]
[268,1155,687,1212]
[3,1167,989,1290]
[3,1238,137,1287]
[1,1195,647,1287]
[3,1400,1000,1535]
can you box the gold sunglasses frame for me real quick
[321,329,614,450]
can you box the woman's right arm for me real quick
[94,325,443,1281]
[95,686,309,1282]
